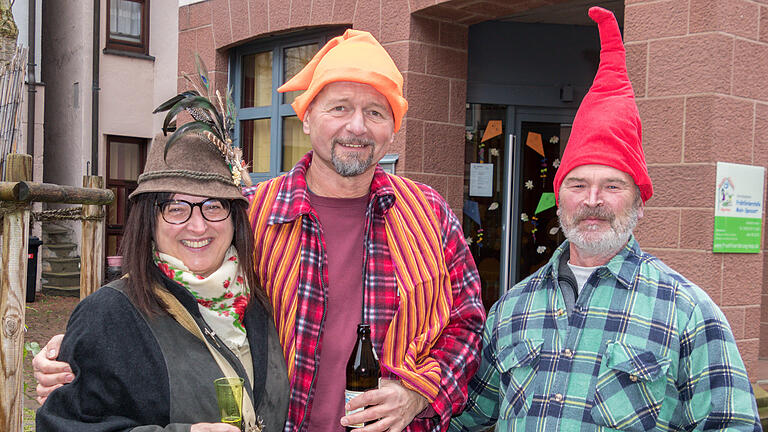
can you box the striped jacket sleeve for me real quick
[412,187,486,430]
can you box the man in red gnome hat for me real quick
[450,7,760,431]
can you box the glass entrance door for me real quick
[464,105,576,310]
[514,121,570,281]
[463,104,511,311]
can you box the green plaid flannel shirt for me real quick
[450,237,760,431]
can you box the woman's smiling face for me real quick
[154,193,234,277]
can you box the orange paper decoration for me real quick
[526,132,545,156]
[481,120,502,142]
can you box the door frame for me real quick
[504,106,577,289]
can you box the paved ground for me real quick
[22,293,79,431]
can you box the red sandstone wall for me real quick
[626,0,767,380]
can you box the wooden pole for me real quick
[0,181,115,204]
[80,176,104,299]
[14,181,114,204]
[0,153,30,431]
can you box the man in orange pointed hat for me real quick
[34,29,485,432]
[451,7,760,431]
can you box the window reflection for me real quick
[241,118,271,173]
[282,116,311,171]
[242,51,273,108]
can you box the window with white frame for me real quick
[232,29,343,183]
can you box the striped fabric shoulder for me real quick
[379,174,453,402]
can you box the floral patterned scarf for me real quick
[154,246,250,351]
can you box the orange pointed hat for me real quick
[553,7,652,203]
[277,29,409,132]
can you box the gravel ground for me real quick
[22,293,79,431]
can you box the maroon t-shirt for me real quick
[306,191,367,432]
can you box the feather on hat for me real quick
[153,54,252,187]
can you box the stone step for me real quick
[754,384,768,430]
[43,257,80,273]
[42,243,78,258]
[42,271,80,287]
[42,284,80,298]
[42,224,69,235]
[755,383,768,408]
[42,225,72,242]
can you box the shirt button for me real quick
[562,348,573,359]
[552,393,563,402]
[629,375,639,382]
[556,308,566,317]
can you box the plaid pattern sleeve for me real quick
[450,237,760,432]
[448,301,503,431]
[671,267,760,430]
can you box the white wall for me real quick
[12,0,42,79]
[98,0,179,170]
[41,0,90,188]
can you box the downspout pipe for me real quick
[91,0,100,175]
[26,0,36,178]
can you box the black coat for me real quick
[36,275,289,432]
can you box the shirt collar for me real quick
[547,235,643,290]
[269,151,396,224]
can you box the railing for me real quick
[0,153,114,430]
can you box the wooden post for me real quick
[0,153,31,431]
[80,176,105,299]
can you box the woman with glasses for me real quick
[36,134,289,432]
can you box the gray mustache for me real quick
[573,206,614,223]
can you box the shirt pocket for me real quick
[590,341,671,431]
[496,338,543,420]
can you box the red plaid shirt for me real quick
[243,153,485,431]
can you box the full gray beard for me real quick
[558,203,639,257]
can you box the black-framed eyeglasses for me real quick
[155,199,232,225]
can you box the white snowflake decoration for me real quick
[537,246,547,254]
[525,180,534,190]
[553,158,561,168]
[549,136,559,144]
[466,131,474,141]
[490,148,500,157]
[549,227,559,235]
[488,202,499,211]
[521,213,529,222]
[465,236,473,245]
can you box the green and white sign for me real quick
[713,162,765,253]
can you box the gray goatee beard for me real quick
[331,137,376,177]
[558,203,639,257]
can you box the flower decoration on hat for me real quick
[153,54,252,187]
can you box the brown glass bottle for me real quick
[344,323,380,430]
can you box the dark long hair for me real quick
[119,192,271,316]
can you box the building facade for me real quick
[38,0,178,293]
[178,0,767,379]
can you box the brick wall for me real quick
[626,0,767,380]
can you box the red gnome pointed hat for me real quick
[553,7,652,203]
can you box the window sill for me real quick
[103,49,155,61]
